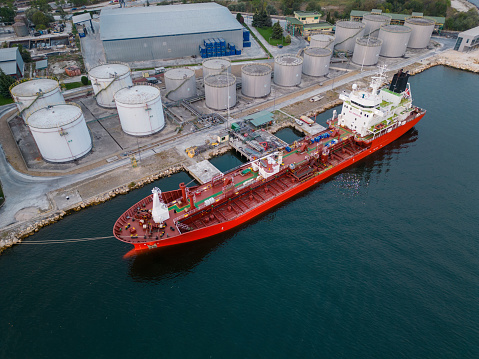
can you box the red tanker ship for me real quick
[113,68,426,252]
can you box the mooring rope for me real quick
[21,236,115,245]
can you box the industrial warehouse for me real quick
[100,3,244,62]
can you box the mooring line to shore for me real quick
[21,236,115,245]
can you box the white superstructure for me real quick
[337,67,412,137]
[114,85,165,136]
[89,63,132,108]
[26,104,92,163]
[11,78,65,120]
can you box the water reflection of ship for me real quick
[127,232,229,282]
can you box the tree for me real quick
[0,69,15,98]
[272,21,283,39]
[236,12,244,24]
[306,0,321,13]
[266,4,278,15]
[32,11,51,28]
[284,35,291,44]
[252,10,272,28]
[0,6,15,23]
[281,0,302,16]
[326,11,333,24]
[13,45,31,63]
[81,76,89,85]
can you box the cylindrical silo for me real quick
[10,78,65,120]
[310,34,335,50]
[334,21,365,53]
[352,37,383,66]
[114,85,165,136]
[89,63,132,108]
[378,25,412,57]
[273,54,303,87]
[405,17,435,49]
[164,68,197,101]
[26,104,92,163]
[362,13,391,36]
[13,22,29,37]
[303,47,332,77]
[202,58,231,78]
[241,63,272,98]
[204,73,236,111]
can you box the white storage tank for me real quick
[362,13,391,36]
[241,63,272,98]
[204,73,236,111]
[89,63,132,108]
[26,104,92,163]
[114,85,165,136]
[405,17,435,49]
[310,34,335,50]
[164,68,197,101]
[334,21,365,53]
[273,54,303,87]
[352,37,383,66]
[202,58,231,78]
[11,78,65,120]
[378,25,412,57]
[303,47,332,77]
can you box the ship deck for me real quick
[114,124,360,244]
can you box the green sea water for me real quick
[0,66,478,358]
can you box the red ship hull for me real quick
[114,111,425,252]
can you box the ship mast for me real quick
[370,65,387,95]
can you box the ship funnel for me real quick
[151,187,170,224]
[389,69,410,94]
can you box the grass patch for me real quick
[0,97,14,106]
[255,27,289,47]
[64,81,91,90]
[243,23,273,58]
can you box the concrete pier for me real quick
[186,160,223,184]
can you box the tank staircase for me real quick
[18,92,43,117]
[333,28,365,55]
[93,75,119,99]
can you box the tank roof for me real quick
[336,20,365,29]
[11,78,59,97]
[275,54,303,65]
[26,104,82,129]
[202,58,231,69]
[114,85,160,104]
[356,37,383,46]
[165,68,195,80]
[89,63,130,79]
[405,17,435,25]
[363,13,391,21]
[380,24,412,33]
[242,63,272,76]
[305,47,332,56]
[204,73,236,87]
[311,34,334,40]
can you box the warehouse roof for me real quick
[72,12,91,24]
[0,48,23,76]
[248,111,274,127]
[100,3,242,41]
[459,25,479,37]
